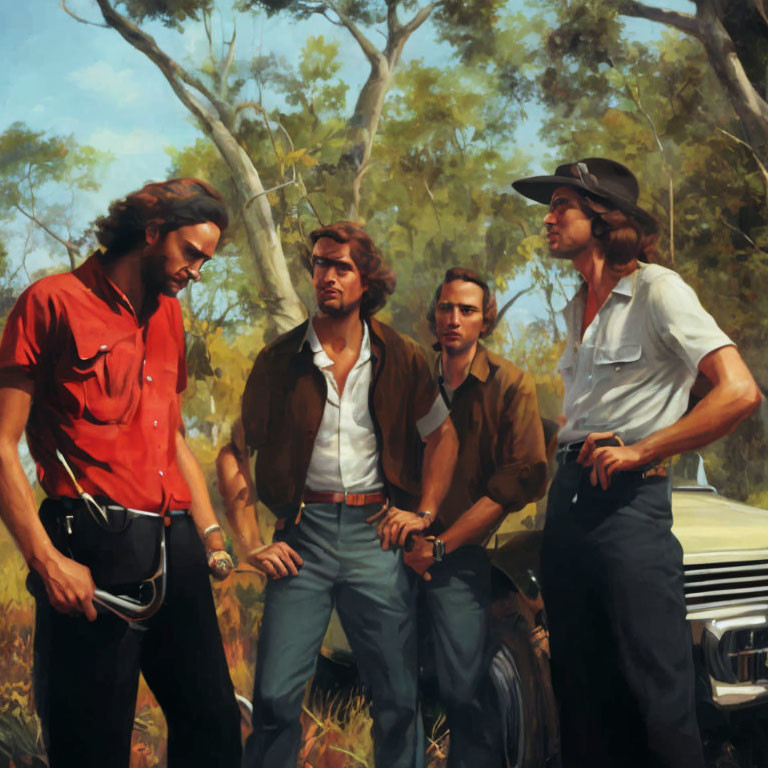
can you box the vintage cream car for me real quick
[490,452,768,767]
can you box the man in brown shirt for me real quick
[384,267,547,768]
[222,222,458,768]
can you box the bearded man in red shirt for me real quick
[0,179,241,768]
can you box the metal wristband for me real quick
[202,524,222,539]
[432,538,446,562]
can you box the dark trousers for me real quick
[422,546,500,768]
[32,512,241,768]
[541,464,704,768]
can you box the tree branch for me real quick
[60,0,108,27]
[221,27,237,94]
[401,1,441,37]
[93,0,229,124]
[323,0,382,65]
[619,1,702,40]
[719,128,768,199]
[493,285,535,330]
[14,202,81,266]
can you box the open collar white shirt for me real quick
[304,317,385,493]
[557,263,733,445]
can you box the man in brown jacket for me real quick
[382,267,548,767]
[221,222,458,768]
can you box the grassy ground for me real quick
[0,525,448,767]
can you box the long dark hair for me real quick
[94,178,229,260]
[577,195,658,269]
[308,222,396,317]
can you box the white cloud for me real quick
[86,128,168,157]
[68,61,141,106]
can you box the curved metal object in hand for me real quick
[93,533,167,623]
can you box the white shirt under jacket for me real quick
[303,317,448,494]
[557,263,733,446]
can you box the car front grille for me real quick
[684,559,768,613]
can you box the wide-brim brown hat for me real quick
[512,157,658,234]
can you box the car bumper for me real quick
[689,604,768,708]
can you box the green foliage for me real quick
[0,122,106,210]
[116,0,215,27]
[526,0,768,501]
[0,121,111,271]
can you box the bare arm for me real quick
[216,443,262,558]
[380,416,459,550]
[582,345,762,488]
[215,441,303,580]
[419,416,460,514]
[174,428,227,553]
[0,380,96,619]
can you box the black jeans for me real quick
[541,464,704,768]
[32,506,241,768]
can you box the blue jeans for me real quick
[243,501,423,768]
[422,546,499,768]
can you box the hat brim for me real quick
[512,175,658,234]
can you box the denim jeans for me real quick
[243,501,423,768]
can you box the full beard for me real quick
[141,247,176,298]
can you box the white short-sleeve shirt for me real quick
[557,263,733,445]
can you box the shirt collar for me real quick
[612,268,638,298]
[302,315,371,368]
[435,343,490,386]
[561,264,640,319]
[73,252,141,317]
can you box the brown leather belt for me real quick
[303,490,387,506]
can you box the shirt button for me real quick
[153,420,158,428]
[615,366,621,372]
[158,470,164,477]
[99,344,108,351]
[146,375,153,382]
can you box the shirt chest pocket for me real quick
[68,323,144,425]
[593,343,643,383]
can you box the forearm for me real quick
[0,441,56,568]
[216,444,264,560]
[175,433,225,551]
[440,495,505,554]
[633,376,761,464]
[418,418,459,514]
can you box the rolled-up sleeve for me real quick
[486,371,548,511]
[648,274,733,375]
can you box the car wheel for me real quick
[489,608,559,768]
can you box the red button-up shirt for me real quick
[0,254,191,513]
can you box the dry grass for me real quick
[0,528,447,767]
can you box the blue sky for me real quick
[1,0,697,325]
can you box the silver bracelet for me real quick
[202,523,222,539]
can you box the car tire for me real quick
[489,606,559,768]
